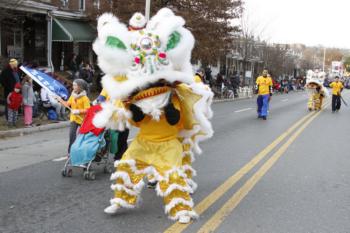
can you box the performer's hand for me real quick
[164,103,180,125]
[129,104,145,122]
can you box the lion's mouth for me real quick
[129,80,174,101]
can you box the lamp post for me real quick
[145,0,151,21]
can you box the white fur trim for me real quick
[93,102,114,128]
[93,39,132,75]
[182,151,195,163]
[178,83,214,154]
[168,210,198,221]
[114,159,136,168]
[110,198,136,209]
[147,8,185,50]
[164,198,194,214]
[110,171,132,185]
[182,164,197,177]
[93,101,131,130]
[186,179,198,193]
[156,183,193,197]
[134,91,170,121]
[111,184,138,196]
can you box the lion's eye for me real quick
[140,37,153,50]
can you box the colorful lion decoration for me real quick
[92,8,213,223]
[305,70,329,111]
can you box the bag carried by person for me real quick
[47,109,57,120]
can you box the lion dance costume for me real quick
[92,9,213,223]
[305,70,329,111]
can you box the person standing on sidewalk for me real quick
[329,76,344,113]
[22,76,35,127]
[7,83,22,127]
[255,69,273,120]
[0,59,20,120]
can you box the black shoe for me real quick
[262,116,267,120]
[147,182,157,189]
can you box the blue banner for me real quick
[20,66,69,100]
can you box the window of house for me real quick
[93,0,100,10]
[79,0,85,11]
[61,0,68,7]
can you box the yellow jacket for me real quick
[256,76,272,95]
[329,81,343,96]
[67,94,90,124]
[129,94,183,142]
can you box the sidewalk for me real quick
[0,94,253,138]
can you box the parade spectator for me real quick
[68,54,78,79]
[0,58,20,119]
[56,79,90,155]
[230,71,240,97]
[40,87,66,121]
[22,76,35,127]
[79,62,94,94]
[7,83,22,127]
[205,66,213,86]
[330,76,344,113]
[215,73,224,97]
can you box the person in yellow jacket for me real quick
[57,79,90,154]
[255,69,273,120]
[329,76,344,112]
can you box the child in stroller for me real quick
[61,105,116,180]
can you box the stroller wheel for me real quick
[104,165,114,174]
[61,169,67,177]
[83,171,89,180]
[67,169,73,177]
[89,171,96,180]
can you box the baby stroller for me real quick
[61,105,116,180]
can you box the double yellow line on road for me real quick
[164,104,327,233]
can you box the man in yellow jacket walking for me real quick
[329,76,344,113]
[255,69,273,120]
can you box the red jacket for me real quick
[8,91,23,110]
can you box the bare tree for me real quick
[87,0,243,65]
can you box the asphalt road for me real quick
[1,90,350,233]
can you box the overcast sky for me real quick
[243,0,350,48]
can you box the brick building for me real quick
[0,0,105,72]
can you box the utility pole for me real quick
[145,0,151,21]
[322,47,326,72]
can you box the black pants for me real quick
[68,122,80,153]
[114,129,130,160]
[332,95,341,112]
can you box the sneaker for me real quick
[262,116,267,120]
[147,182,157,189]
[104,204,119,214]
[178,215,191,224]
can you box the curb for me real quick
[0,121,70,138]
[0,96,253,138]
